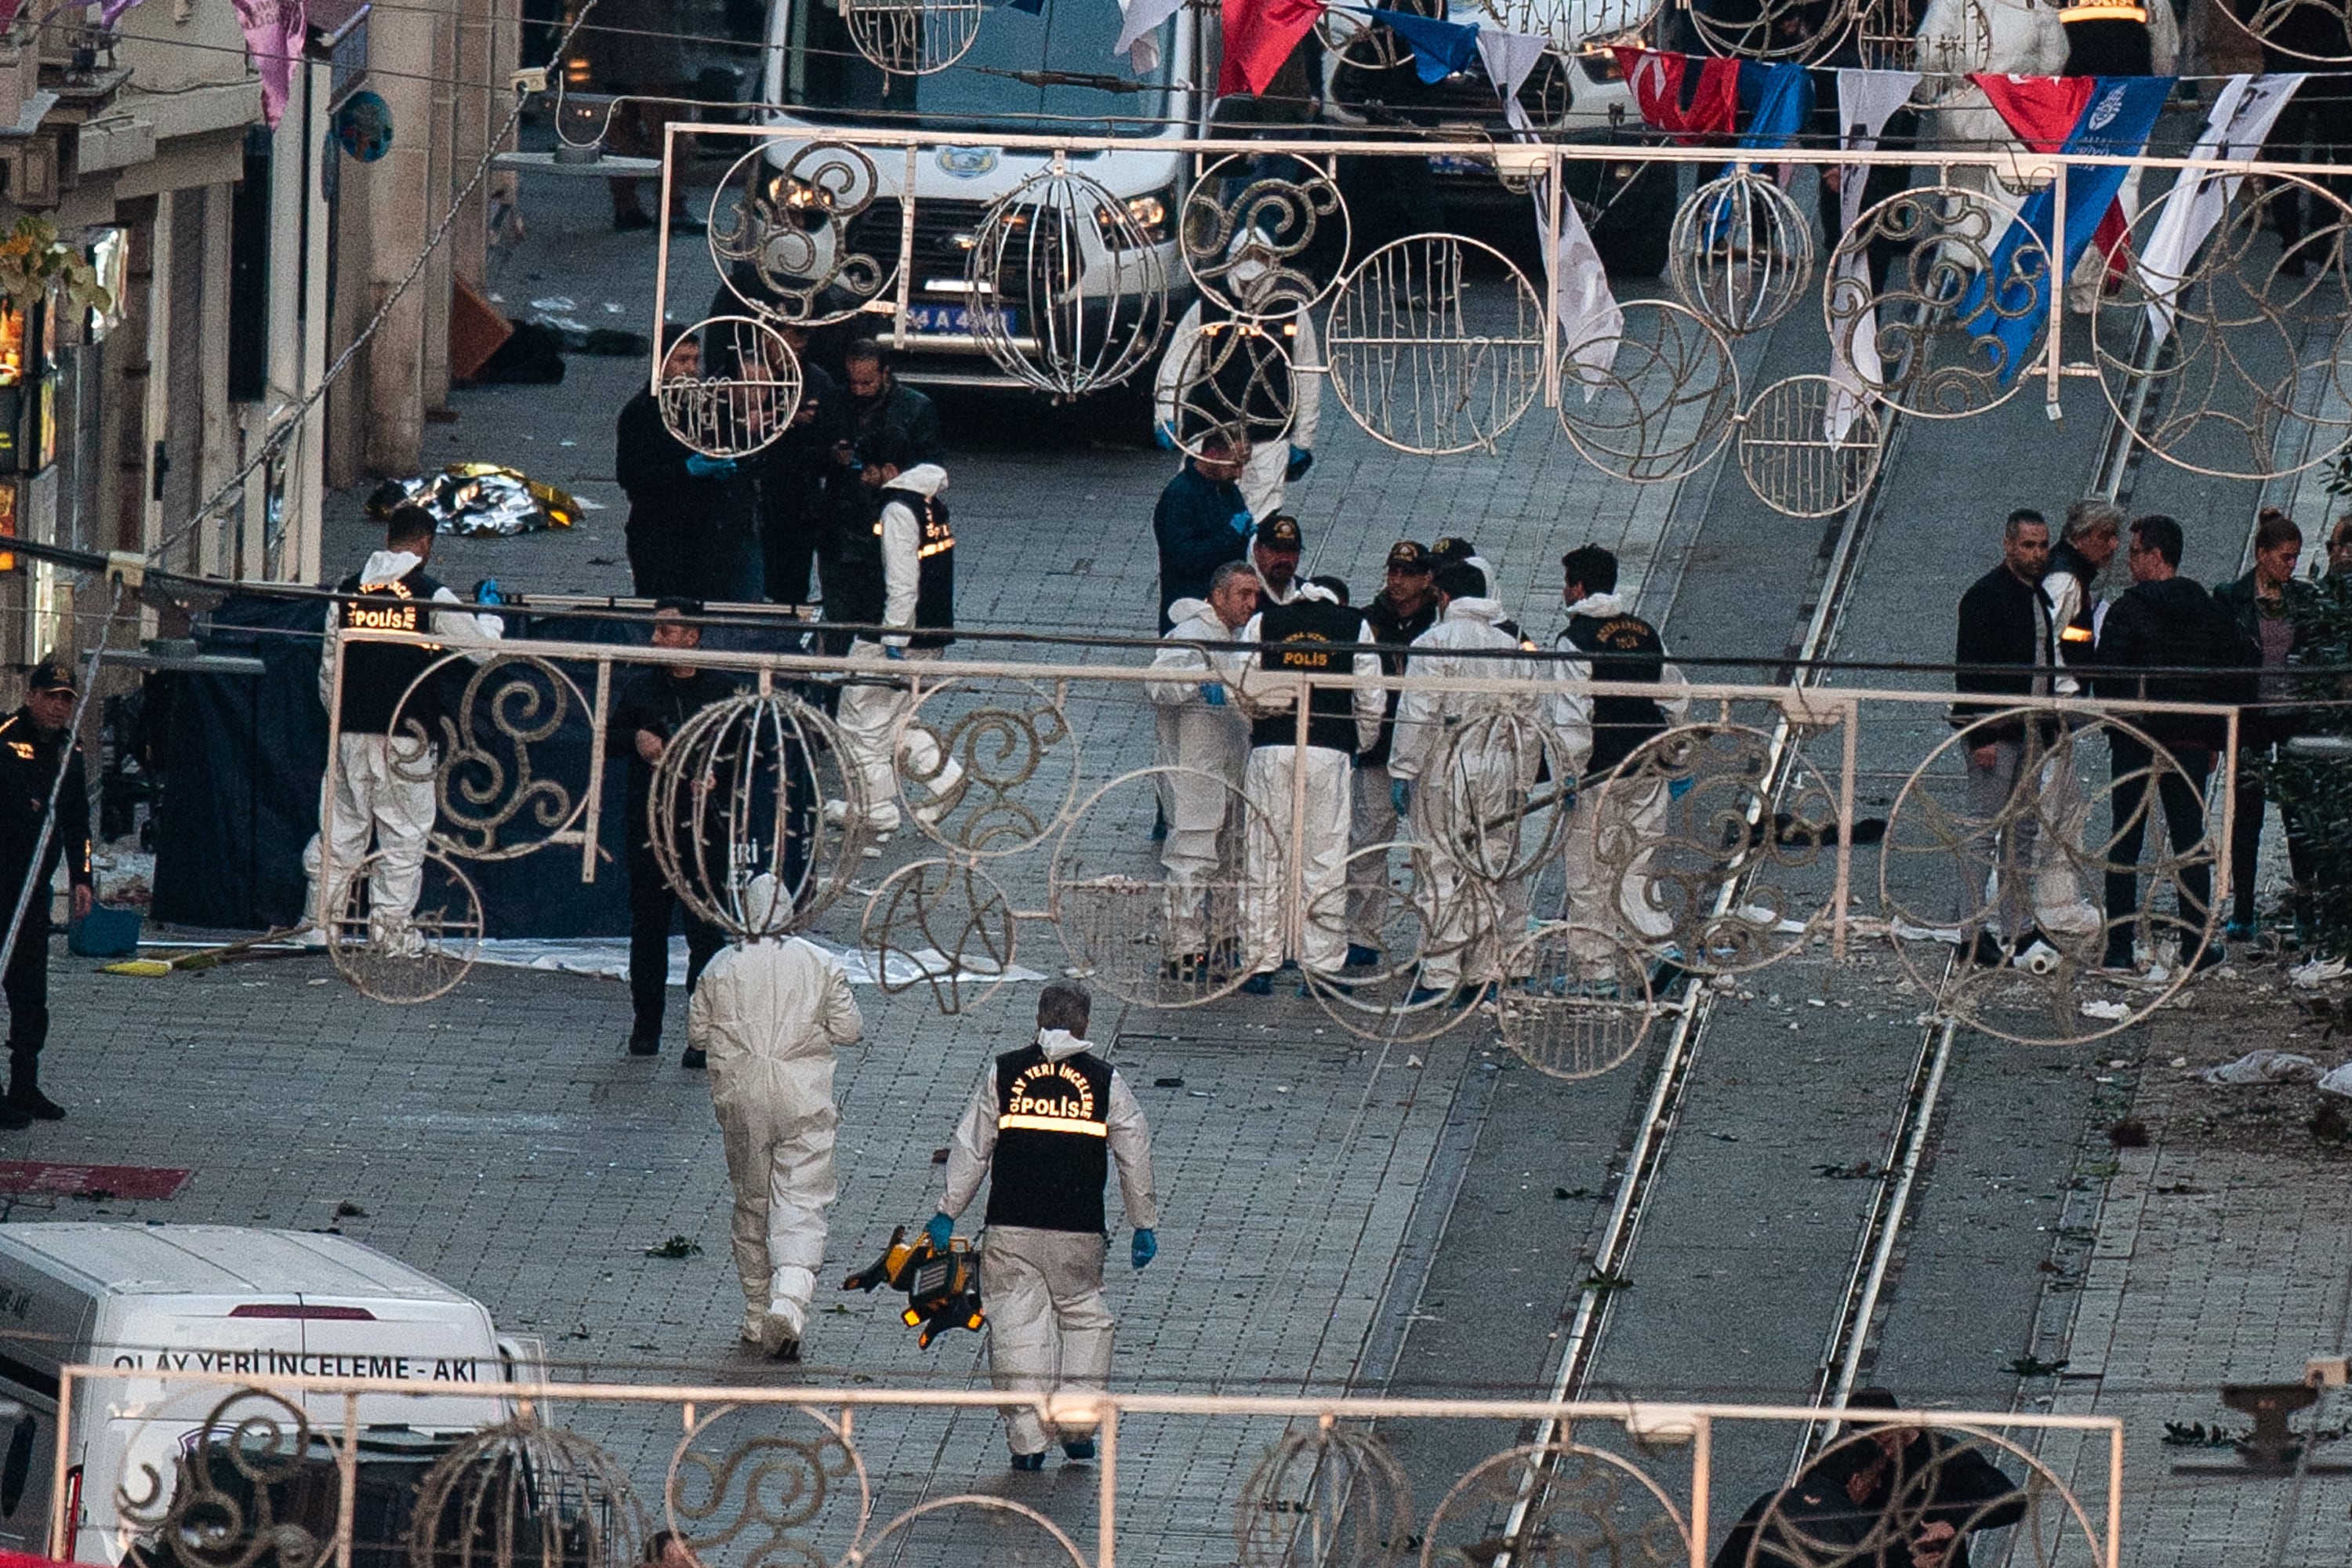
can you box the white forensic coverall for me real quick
[305,548,504,940]
[1146,598,1251,958]
[940,1029,1160,1458]
[2028,557,2103,933]
[1389,596,1544,990]
[834,463,966,833]
[689,875,864,1350]
[1152,301,1321,523]
[1215,586,1385,979]
[1553,592,1690,978]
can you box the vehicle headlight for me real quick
[1098,187,1175,248]
[1579,46,1624,82]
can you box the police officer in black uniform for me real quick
[1347,541,1438,966]
[609,600,742,1059]
[0,657,91,1125]
[930,982,1159,1470]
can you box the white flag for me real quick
[1538,181,1622,397]
[2140,73,2303,349]
[1114,0,1181,74]
[1825,69,1921,441]
[1475,27,1548,107]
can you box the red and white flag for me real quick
[1218,0,1324,97]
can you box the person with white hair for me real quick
[688,874,863,1361]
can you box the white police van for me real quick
[0,1224,541,1564]
[760,0,1201,390]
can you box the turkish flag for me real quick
[1973,73,2129,277]
[1611,48,1740,143]
[1218,0,1324,96]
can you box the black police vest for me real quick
[1563,610,1668,779]
[335,566,446,735]
[878,488,954,651]
[1247,598,1366,753]
[984,1044,1113,1234]
[2048,540,2100,663]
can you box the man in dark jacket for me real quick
[617,332,764,601]
[611,601,743,1058]
[2210,509,2314,940]
[1713,1389,2027,1568]
[839,340,945,466]
[0,657,93,1124]
[1152,434,1254,631]
[2095,514,2224,973]
[1347,541,1438,965]
[1951,509,2056,966]
[758,324,844,608]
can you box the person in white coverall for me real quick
[927,982,1158,1470]
[1146,562,1259,971]
[306,503,504,944]
[1389,563,1548,1001]
[828,443,966,834]
[1152,249,1320,523]
[1212,579,1385,989]
[1554,544,1690,983]
[688,873,863,1360]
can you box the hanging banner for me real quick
[1825,68,1920,441]
[234,0,310,129]
[2139,72,2303,348]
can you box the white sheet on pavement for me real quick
[471,935,1047,988]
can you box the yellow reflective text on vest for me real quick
[874,503,955,560]
[998,1058,1107,1138]
[343,580,441,648]
[2058,5,2147,20]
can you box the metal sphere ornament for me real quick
[657,317,804,458]
[1736,373,1883,518]
[966,165,1171,398]
[710,141,899,327]
[1324,232,1544,456]
[1556,299,1741,485]
[1669,169,1816,336]
[1181,154,1348,318]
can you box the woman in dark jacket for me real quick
[2210,508,2316,941]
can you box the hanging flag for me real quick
[1475,27,1548,108]
[1960,74,2174,387]
[1735,60,1813,151]
[1541,179,1622,399]
[234,0,308,129]
[2140,72,2303,347]
[1363,5,1482,83]
[1115,0,1183,73]
[97,0,147,26]
[1219,0,1326,96]
[1824,68,1919,441]
[1973,72,2137,278]
[1612,48,1740,143]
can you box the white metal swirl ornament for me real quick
[1557,299,1742,484]
[967,165,1171,397]
[1181,154,1348,318]
[2092,172,2352,481]
[1669,170,1816,336]
[840,0,984,75]
[710,142,898,326]
[656,317,804,457]
[1737,373,1884,518]
[1324,233,1544,456]
[1824,183,2051,419]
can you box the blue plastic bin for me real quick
[69,905,144,958]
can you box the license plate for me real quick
[905,303,1013,336]
[1427,153,1490,176]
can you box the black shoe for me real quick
[612,208,655,232]
[628,1031,661,1056]
[9,1087,63,1122]
[1010,1451,1047,1472]
[681,1047,708,1069]
[0,1101,28,1131]
[1062,1439,1096,1461]
[1967,931,2005,967]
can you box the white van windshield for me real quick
[778,0,1175,136]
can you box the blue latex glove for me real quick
[684,454,737,480]
[1200,683,1225,707]
[1390,778,1413,816]
[885,645,906,661]
[1131,1229,1156,1270]
[1152,420,1176,452]
[472,578,502,606]
[924,1212,955,1251]
[1285,445,1313,481]
[1229,510,1254,536]
[1668,774,1695,802]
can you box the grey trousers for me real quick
[1958,739,2041,942]
[983,1225,1116,1456]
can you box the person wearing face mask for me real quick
[1147,562,1260,977]
[0,656,93,1125]
[2210,507,2315,944]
